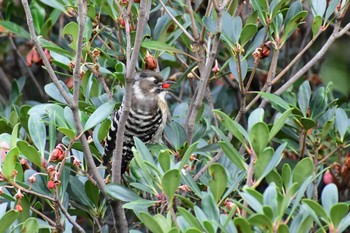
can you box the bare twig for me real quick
[159,0,195,42]
[21,0,72,106]
[57,199,86,233]
[30,206,56,227]
[275,21,350,95]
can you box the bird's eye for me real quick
[153,79,159,84]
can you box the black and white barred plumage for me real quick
[103,71,171,173]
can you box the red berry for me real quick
[47,180,55,189]
[323,171,334,184]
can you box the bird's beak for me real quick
[161,80,175,90]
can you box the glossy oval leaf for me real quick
[330,203,348,228]
[219,141,247,171]
[209,163,227,203]
[335,108,348,142]
[297,81,311,117]
[178,207,202,229]
[321,183,338,216]
[247,108,264,133]
[158,150,171,172]
[249,122,269,156]
[0,210,19,232]
[106,183,141,202]
[139,212,163,233]
[22,218,39,233]
[202,193,219,222]
[162,169,181,201]
[83,101,115,132]
[2,148,19,180]
[269,108,293,141]
[16,140,42,168]
[292,158,313,188]
[28,113,46,156]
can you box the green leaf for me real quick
[299,117,316,130]
[292,158,313,188]
[321,119,334,141]
[335,108,348,142]
[30,0,45,34]
[219,141,247,171]
[325,0,341,22]
[240,24,258,46]
[281,11,308,46]
[249,122,269,156]
[28,113,46,156]
[257,143,286,182]
[330,203,348,228]
[203,16,217,33]
[38,37,73,56]
[312,16,322,38]
[44,81,72,104]
[297,81,311,117]
[248,214,273,231]
[0,210,19,232]
[57,127,76,140]
[202,193,219,222]
[158,150,171,172]
[251,0,267,25]
[248,108,264,132]
[257,92,290,111]
[179,142,199,170]
[234,217,253,233]
[0,21,30,39]
[337,212,350,233]
[16,140,42,168]
[321,183,338,216]
[222,13,242,44]
[162,169,181,202]
[22,218,39,233]
[311,0,327,17]
[139,212,164,233]
[185,228,202,233]
[85,180,99,207]
[229,57,248,83]
[269,108,293,141]
[213,110,248,145]
[203,220,216,233]
[209,163,227,202]
[62,22,78,51]
[38,0,66,13]
[142,41,196,60]
[178,207,202,229]
[285,1,302,27]
[83,101,115,131]
[277,224,289,233]
[2,148,19,180]
[106,183,141,202]
[303,199,329,222]
[123,199,159,209]
[255,148,274,179]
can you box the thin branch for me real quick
[30,206,56,227]
[57,200,86,233]
[11,182,55,202]
[159,0,195,42]
[67,0,107,197]
[186,3,223,144]
[274,21,350,95]
[186,0,200,40]
[21,0,72,106]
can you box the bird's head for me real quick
[133,70,173,100]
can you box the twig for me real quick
[185,17,222,144]
[21,0,72,106]
[57,199,86,233]
[11,182,55,202]
[30,206,56,227]
[159,0,195,42]
[274,21,350,95]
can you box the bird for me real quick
[103,70,172,173]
